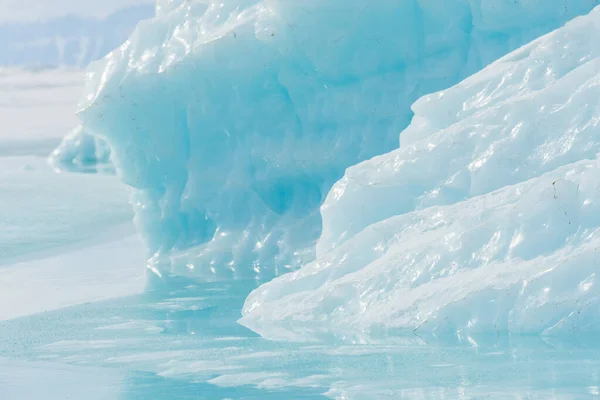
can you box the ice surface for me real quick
[0,233,145,321]
[0,358,124,400]
[78,0,598,281]
[241,6,600,340]
[0,157,133,263]
[0,70,144,318]
[317,4,600,254]
[3,276,600,399]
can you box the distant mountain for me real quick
[0,4,154,67]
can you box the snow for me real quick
[317,4,600,255]
[240,6,600,341]
[77,0,599,281]
[0,156,133,261]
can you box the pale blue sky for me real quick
[0,0,154,21]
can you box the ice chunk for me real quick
[242,160,600,340]
[49,125,114,174]
[78,0,598,281]
[318,5,600,254]
[241,7,600,340]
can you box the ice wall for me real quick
[78,0,599,281]
[241,7,600,341]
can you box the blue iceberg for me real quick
[241,6,600,341]
[5,1,600,398]
[76,0,597,281]
[49,125,114,174]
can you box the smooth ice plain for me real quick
[3,1,600,399]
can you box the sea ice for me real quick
[77,0,598,280]
[240,6,600,341]
[0,157,133,263]
[49,125,114,173]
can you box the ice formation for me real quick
[49,125,114,174]
[78,0,598,280]
[155,0,185,16]
[241,6,600,340]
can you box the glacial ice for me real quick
[240,6,600,340]
[77,0,599,280]
[155,0,185,16]
[49,125,114,174]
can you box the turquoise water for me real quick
[1,279,599,399]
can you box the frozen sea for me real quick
[3,2,600,399]
[3,134,599,398]
[2,110,600,399]
[2,166,600,397]
[3,276,600,399]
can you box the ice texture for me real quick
[49,125,114,174]
[0,157,132,263]
[241,6,600,341]
[78,0,599,280]
[155,0,186,16]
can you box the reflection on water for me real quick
[1,276,600,399]
[123,371,327,399]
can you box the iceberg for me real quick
[78,0,598,280]
[241,6,600,341]
[49,125,114,174]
